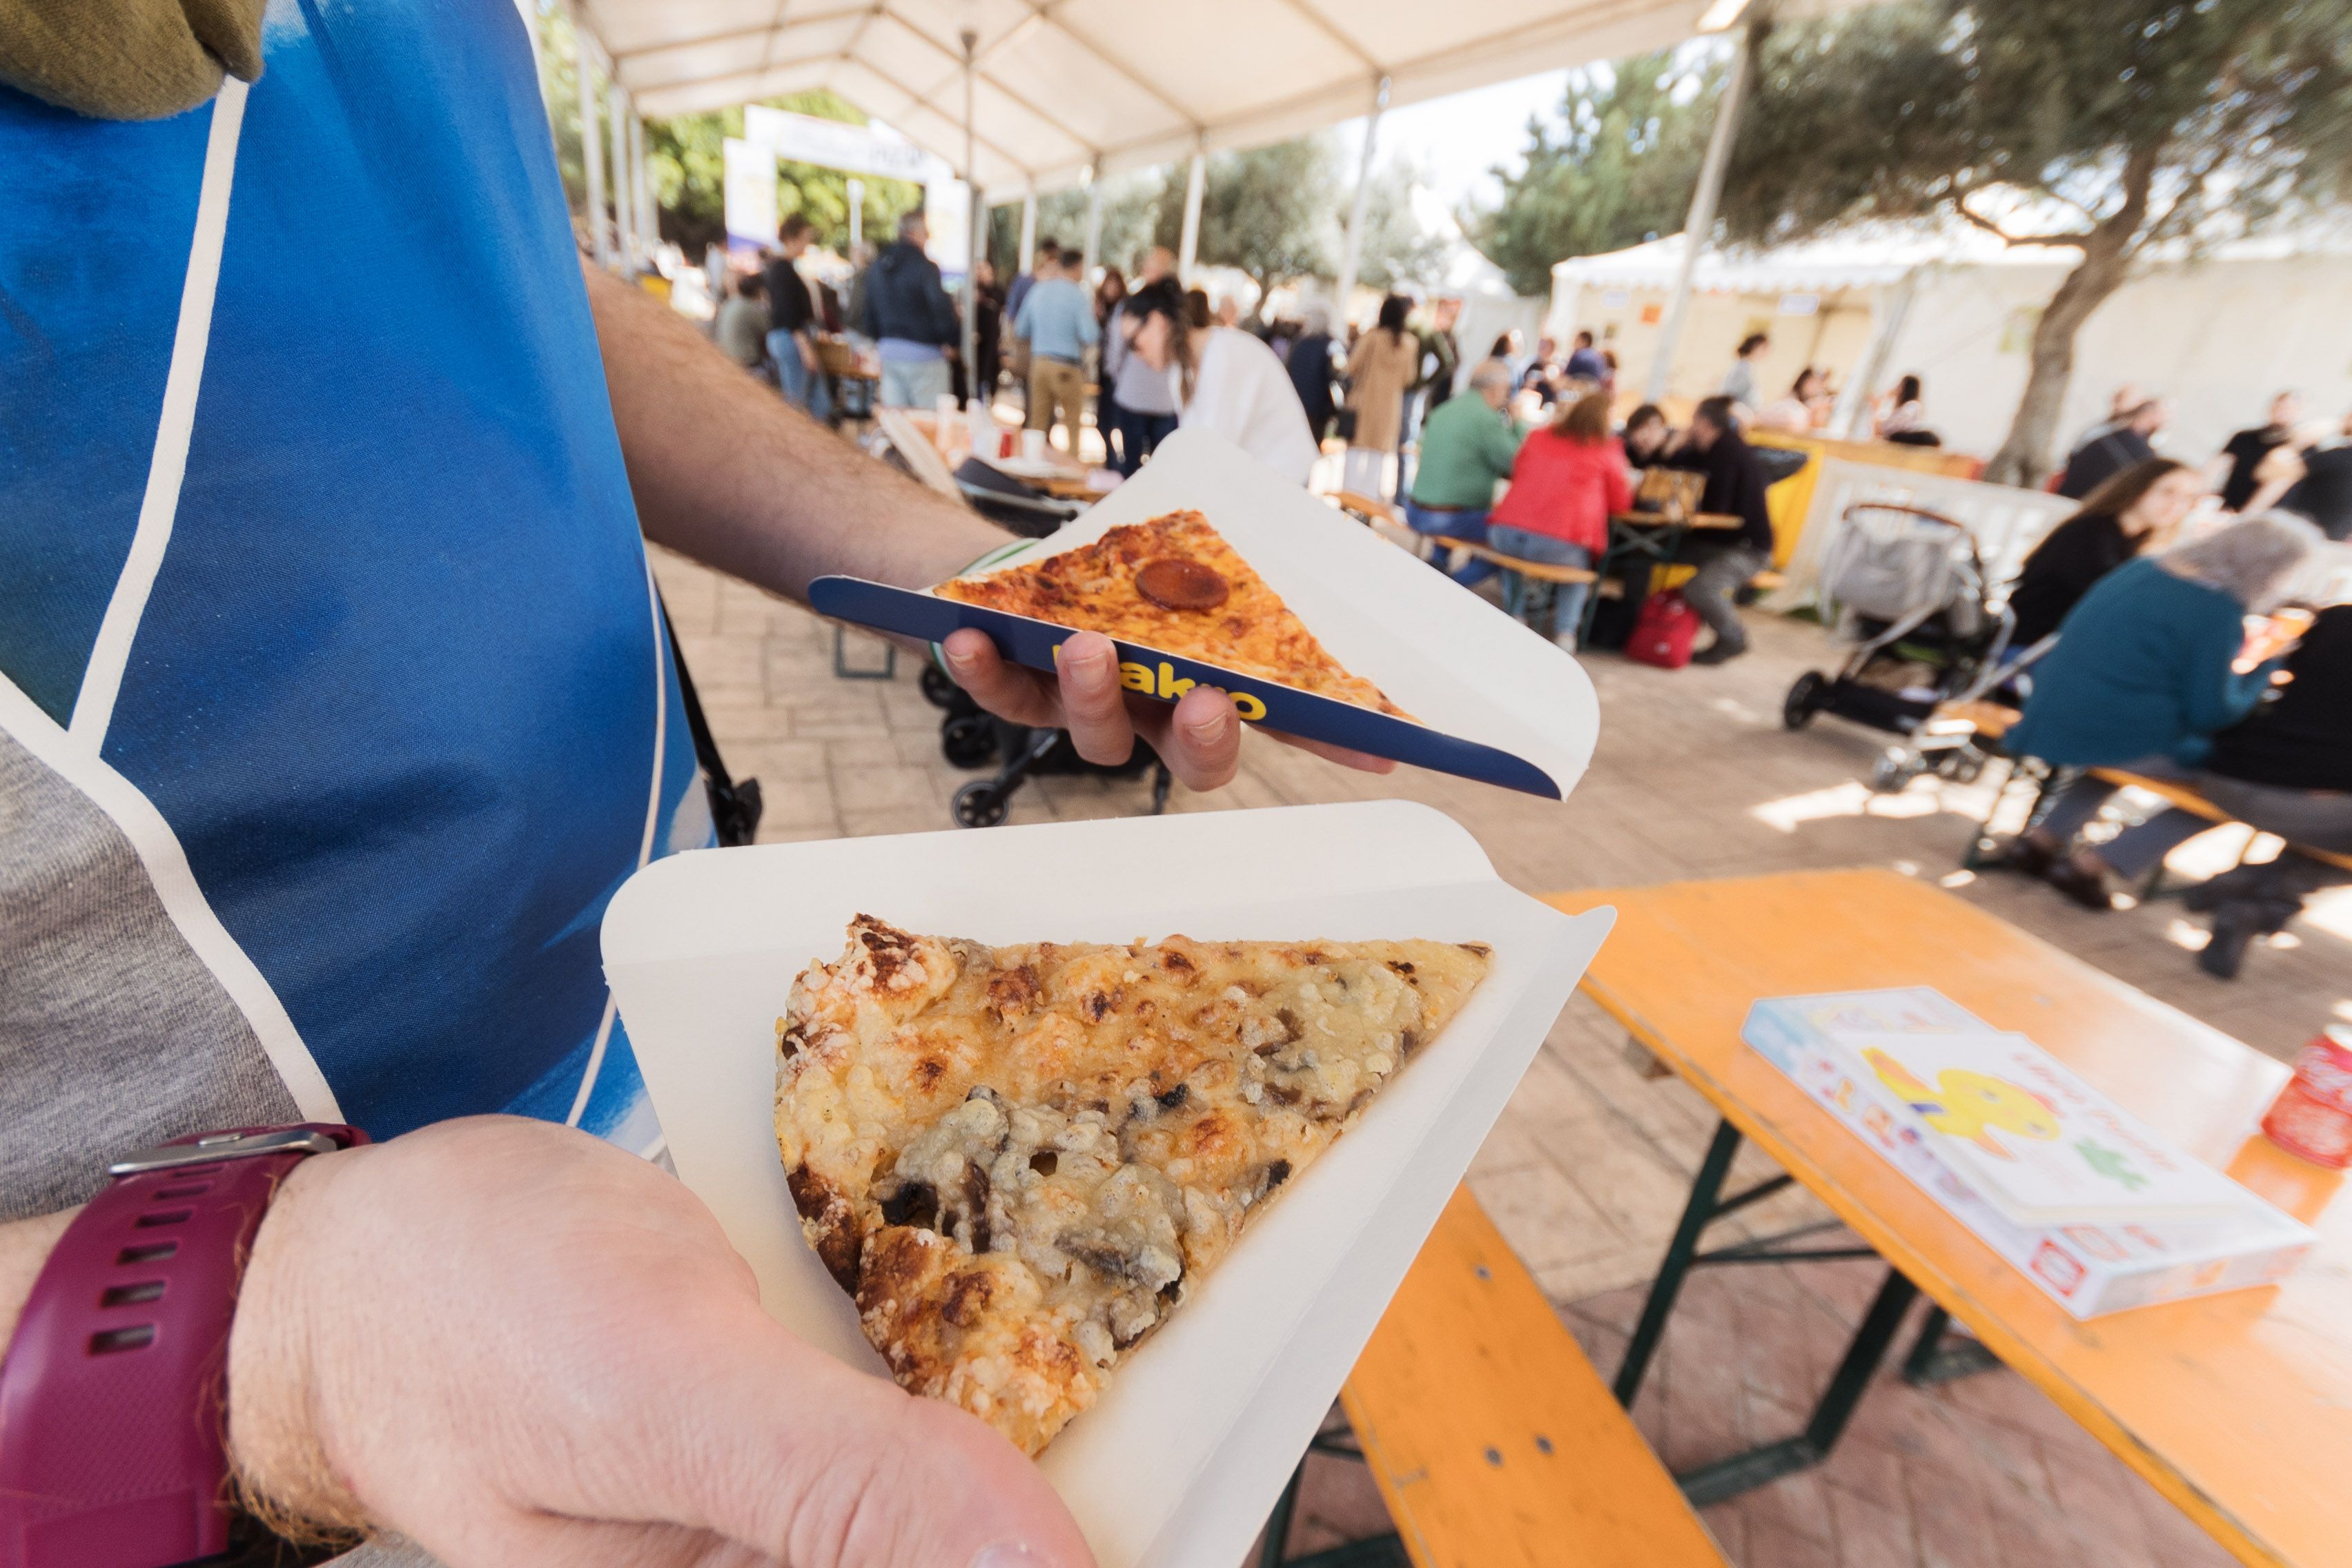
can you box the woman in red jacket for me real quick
[1487,390,1632,649]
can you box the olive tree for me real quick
[1723,0,2352,484]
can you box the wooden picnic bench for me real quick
[1429,536,1598,587]
[1967,761,2352,883]
[2090,769,2352,877]
[1333,489,1404,527]
[1262,1187,1726,1567]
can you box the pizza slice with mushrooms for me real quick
[774,915,1489,1455]
[934,509,1413,719]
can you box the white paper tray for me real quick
[812,428,1601,798]
[601,801,1612,1568]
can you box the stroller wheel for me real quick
[919,664,960,709]
[952,780,1010,829]
[1783,671,1828,730]
[941,714,998,768]
[1937,747,1986,785]
[1871,747,1928,794]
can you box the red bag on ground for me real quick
[1627,590,1701,669]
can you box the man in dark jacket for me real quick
[1286,306,1341,444]
[2057,398,2166,498]
[1669,395,1777,664]
[861,210,961,408]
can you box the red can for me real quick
[2261,1025,2352,1169]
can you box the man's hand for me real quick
[227,1117,1095,1568]
[578,264,1392,797]
[941,630,1398,790]
[798,336,820,374]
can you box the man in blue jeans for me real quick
[862,210,961,408]
[1402,359,1523,587]
[764,213,830,421]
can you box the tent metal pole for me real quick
[1832,271,1917,439]
[1019,193,1037,272]
[631,109,654,259]
[574,15,609,268]
[607,80,634,268]
[960,27,980,407]
[847,179,864,251]
[1081,174,1103,279]
[1177,148,1206,284]
[1644,19,1757,402]
[1333,75,1389,324]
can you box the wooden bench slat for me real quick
[2089,770,2352,874]
[1341,1188,1727,1568]
[1429,537,1598,586]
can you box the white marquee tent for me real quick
[580,0,1760,197]
[560,0,1872,368]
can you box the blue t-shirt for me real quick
[1012,277,1100,364]
[0,0,703,1179]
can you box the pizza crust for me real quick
[774,917,1488,1453]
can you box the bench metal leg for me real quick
[832,623,899,680]
[1260,1434,1407,1568]
[1258,1458,1306,1568]
[1616,1115,1925,1506]
[1676,1266,1920,1507]
[1900,1303,2001,1386]
[1615,1119,1744,1406]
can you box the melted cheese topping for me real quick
[935,510,1411,719]
[774,917,1488,1453]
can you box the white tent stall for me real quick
[564,0,1872,317]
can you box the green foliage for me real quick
[1720,0,2352,479]
[1155,139,1340,297]
[1464,49,1726,295]
[645,92,924,257]
[984,173,1167,278]
[529,8,919,258]
[1357,157,1452,294]
[531,3,594,226]
[1721,0,2352,250]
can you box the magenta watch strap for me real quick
[0,1124,366,1568]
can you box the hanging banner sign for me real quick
[743,104,942,184]
[722,136,777,255]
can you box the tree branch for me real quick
[1952,193,2089,249]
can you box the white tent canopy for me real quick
[583,0,1750,198]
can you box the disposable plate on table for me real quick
[810,428,1598,799]
[602,800,1614,1568]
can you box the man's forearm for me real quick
[0,1208,78,1348]
[580,262,1004,598]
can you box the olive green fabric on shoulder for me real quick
[0,0,265,119]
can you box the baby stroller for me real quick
[918,663,1173,827]
[1782,502,2016,787]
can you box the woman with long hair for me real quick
[2001,511,2327,908]
[2006,458,2202,649]
[1092,266,1129,467]
[1874,373,1930,442]
[1484,390,1632,651]
[1120,277,1320,483]
[1341,294,1419,498]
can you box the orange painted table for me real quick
[1547,869,2349,1568]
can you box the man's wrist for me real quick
[0,1209,78,1351]
[225,1150,374,1542]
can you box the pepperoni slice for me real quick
[1135,557,1230,611]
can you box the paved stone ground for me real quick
[654,541,2344,1567]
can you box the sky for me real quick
[1345,68,1578,216]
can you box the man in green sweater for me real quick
[1402,357,1524,586]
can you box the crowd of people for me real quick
[1959,390,2352,979]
